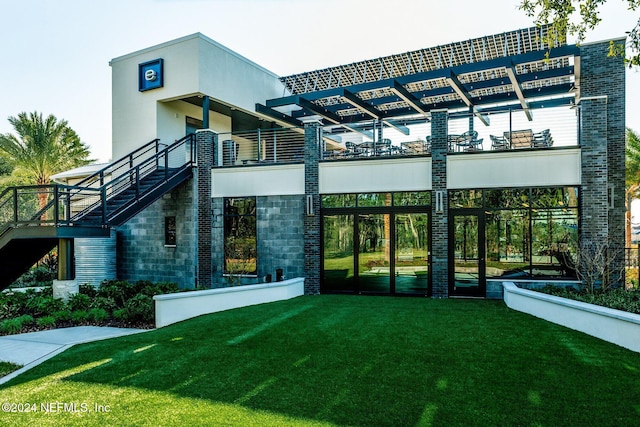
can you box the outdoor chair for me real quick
[532,129,553,148]
[490,135,509,150]
[344,141,364,157]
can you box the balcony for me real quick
[215,106,578,168]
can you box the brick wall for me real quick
[430,110,449,297]
[304,122,321,294]
[196,130,214,288]
[579,40,626,280]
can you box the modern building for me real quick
[0,25,626,299]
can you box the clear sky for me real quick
[1,0,638,162]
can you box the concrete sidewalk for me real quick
[0,326,148,386]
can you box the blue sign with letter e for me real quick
[139,59,164,92]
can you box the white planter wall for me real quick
[153,277,304,328]
[503,282,640,353]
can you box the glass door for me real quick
[395,213,429,294]
[358,213,391,293]
[322,214,356,293]
[449,211,485,297]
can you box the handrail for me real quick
[74,138,161,187]
[0,134,196,236]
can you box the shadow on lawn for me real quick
[3,295,640,426]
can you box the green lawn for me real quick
[2,295,640,426]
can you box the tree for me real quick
[519,0,640,66]
[0,112,92,209]
[626,127,640,245]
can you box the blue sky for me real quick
[1,0,638,162]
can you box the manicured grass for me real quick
[2,295,640,426]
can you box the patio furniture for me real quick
[344,141,364,157]
[504,129,533,149]
[532,129,553,148]
[452,130,481,152]
[401,140,429,155]
[490,135,509,150]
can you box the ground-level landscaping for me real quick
[1,295,639,426]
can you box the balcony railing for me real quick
[216,128,305,166]
[216,106,578,166]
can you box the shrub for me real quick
[538,285,640,314]
[87,308,108,323]
[0,318,23,334]
[0,315,34,334]
[0,291,28,320]
[37,316,56,328]
[113,308,126,321]
[90,296,117,314]
[11,265,56,288]
[118,294,154,324]
[71,310,89,324]
[97,280,130,307]
[68,293,92,312]
[52,310,72,323]
[25,295,65,317]
[78,283,98,298]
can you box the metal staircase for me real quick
[0,134,196,290]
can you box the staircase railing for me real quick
[0,134,196,235]
[69,133,196,224]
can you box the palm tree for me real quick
[625,127,640,246]
[0,112,92,210]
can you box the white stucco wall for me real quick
[319,157,432,194]
[447,148,581,189]
[212,164,304,197]
[110,33,285,160]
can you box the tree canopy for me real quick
[519,0,640,66]
[0,111,92,186]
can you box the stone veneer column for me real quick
[196,129,215,288]
[303,122,321,294]
[579,40,626,279]
[430,110,449,297]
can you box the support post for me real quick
[303,121,322,294]
[431,109,449,297]
[196,129,214,288]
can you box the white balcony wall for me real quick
[447,148,581,189]
[212,164,304,197]
[319,158,431,194]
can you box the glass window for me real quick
[322,194,356,208]
[485,210,530,278]
[393,191,431,206]
[223,197,257,275]
[485,189,530,209]
[357,193,392,207]
[530,209,578,278]
[165,216,176,246]
[531,187,579,208]
[449,190,482,208]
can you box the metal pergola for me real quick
[257,25,579,136]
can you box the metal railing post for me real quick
[53,185,59,225]
[101,187,107,224]
[12,187,18,223]
[273,130,277,163]
[257,129,262,162]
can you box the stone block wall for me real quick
[116,180,197,288]
[210,195,305,287]
[257,195,305,282]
